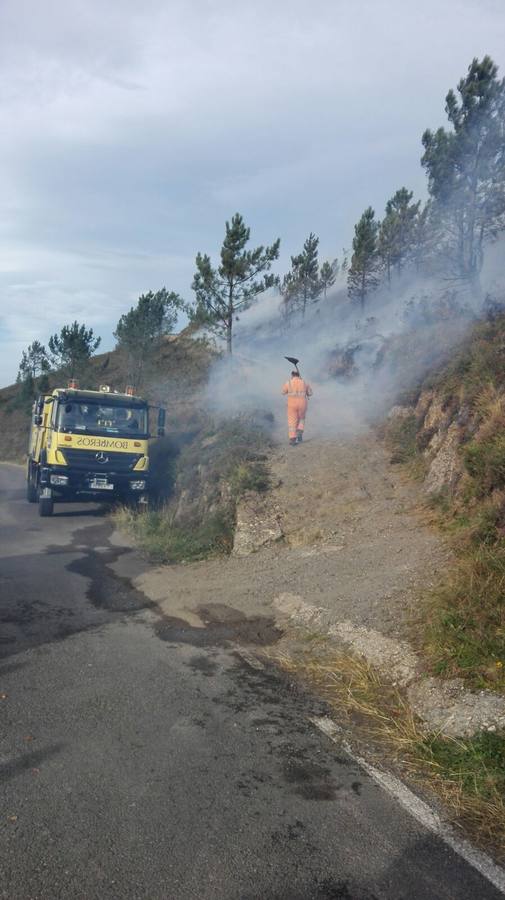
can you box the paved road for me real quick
[0,463,503,900]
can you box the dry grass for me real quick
[473,385,505,444]
[268,635,505,858]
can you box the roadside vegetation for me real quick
[115,414,272,563]
[272,634,505,859]
[383,311,505,693]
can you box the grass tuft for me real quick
[423,540,505,690]
[114,505,234,564]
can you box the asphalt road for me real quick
[0,463,503,900]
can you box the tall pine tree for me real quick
[347,208,380,312]
[319,259,338,298]
[191,213,280,353]
[378,188,420,283]
[48,322,101,381]
[421,56,505,292]
[17,340,49,383]
[280,232,322,320]
[114,289,185,387]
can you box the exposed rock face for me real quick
[414,390,434,421]
[232,491,283,557]
[387,405,413,421]
[173,474,232,525]
[423,395,452,433]
[392,389,465,497]
[423,422,463,495]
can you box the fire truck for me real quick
[27,383,165,516]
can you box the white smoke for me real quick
[203,245,505,440]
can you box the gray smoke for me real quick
[203,244,505,440]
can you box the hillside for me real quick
[0,332,214,463]
[384,310,505,692]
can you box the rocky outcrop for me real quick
[389,389,466,497]
[423,422,463,495]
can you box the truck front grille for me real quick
[61,449,142,472]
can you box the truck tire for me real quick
[27,479,37,503]
[38,495,54,517]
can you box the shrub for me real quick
[464,436,505,496]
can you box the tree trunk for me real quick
[226,316,233,354]
[227,285,234,354]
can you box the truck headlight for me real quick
[50,474,69,486]
[130,480,146,491]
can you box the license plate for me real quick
[90,478,114,490]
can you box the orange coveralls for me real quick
[281,376,313,440]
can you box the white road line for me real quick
[311,715,505,895]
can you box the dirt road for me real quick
[141,429,448,641]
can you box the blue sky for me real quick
[1,0,504,385]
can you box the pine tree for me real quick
[347,208,380,312]
[114,289,185,387]
[190,213,280,353]
[319,259,338,298]
[17,340,50,382]
[48,322,101,381]
[410,201,435,274]
[388,188,420,273]
[377,213,397,286]
[421,56,505,292]
[280,232,322,320]
[378,188,420,283]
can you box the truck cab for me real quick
[27,385,164,517]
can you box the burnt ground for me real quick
[0,462,502,899]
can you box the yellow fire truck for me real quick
[27,383,165,516]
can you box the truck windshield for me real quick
[57,401,148,437]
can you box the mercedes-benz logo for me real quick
[95,452,109,464]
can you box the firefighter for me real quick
[282,370,313,445]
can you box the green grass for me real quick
[423,540,505,691]
[463,436,505,497]
[382,413,429,480]
[115,506,234,564]
[419,730,505,802]
[417,730,505,846]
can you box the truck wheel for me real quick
[38,495,54,517]
[27,479,37,503]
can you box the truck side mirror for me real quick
[33,414,43,426]
[157,408,166,437]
